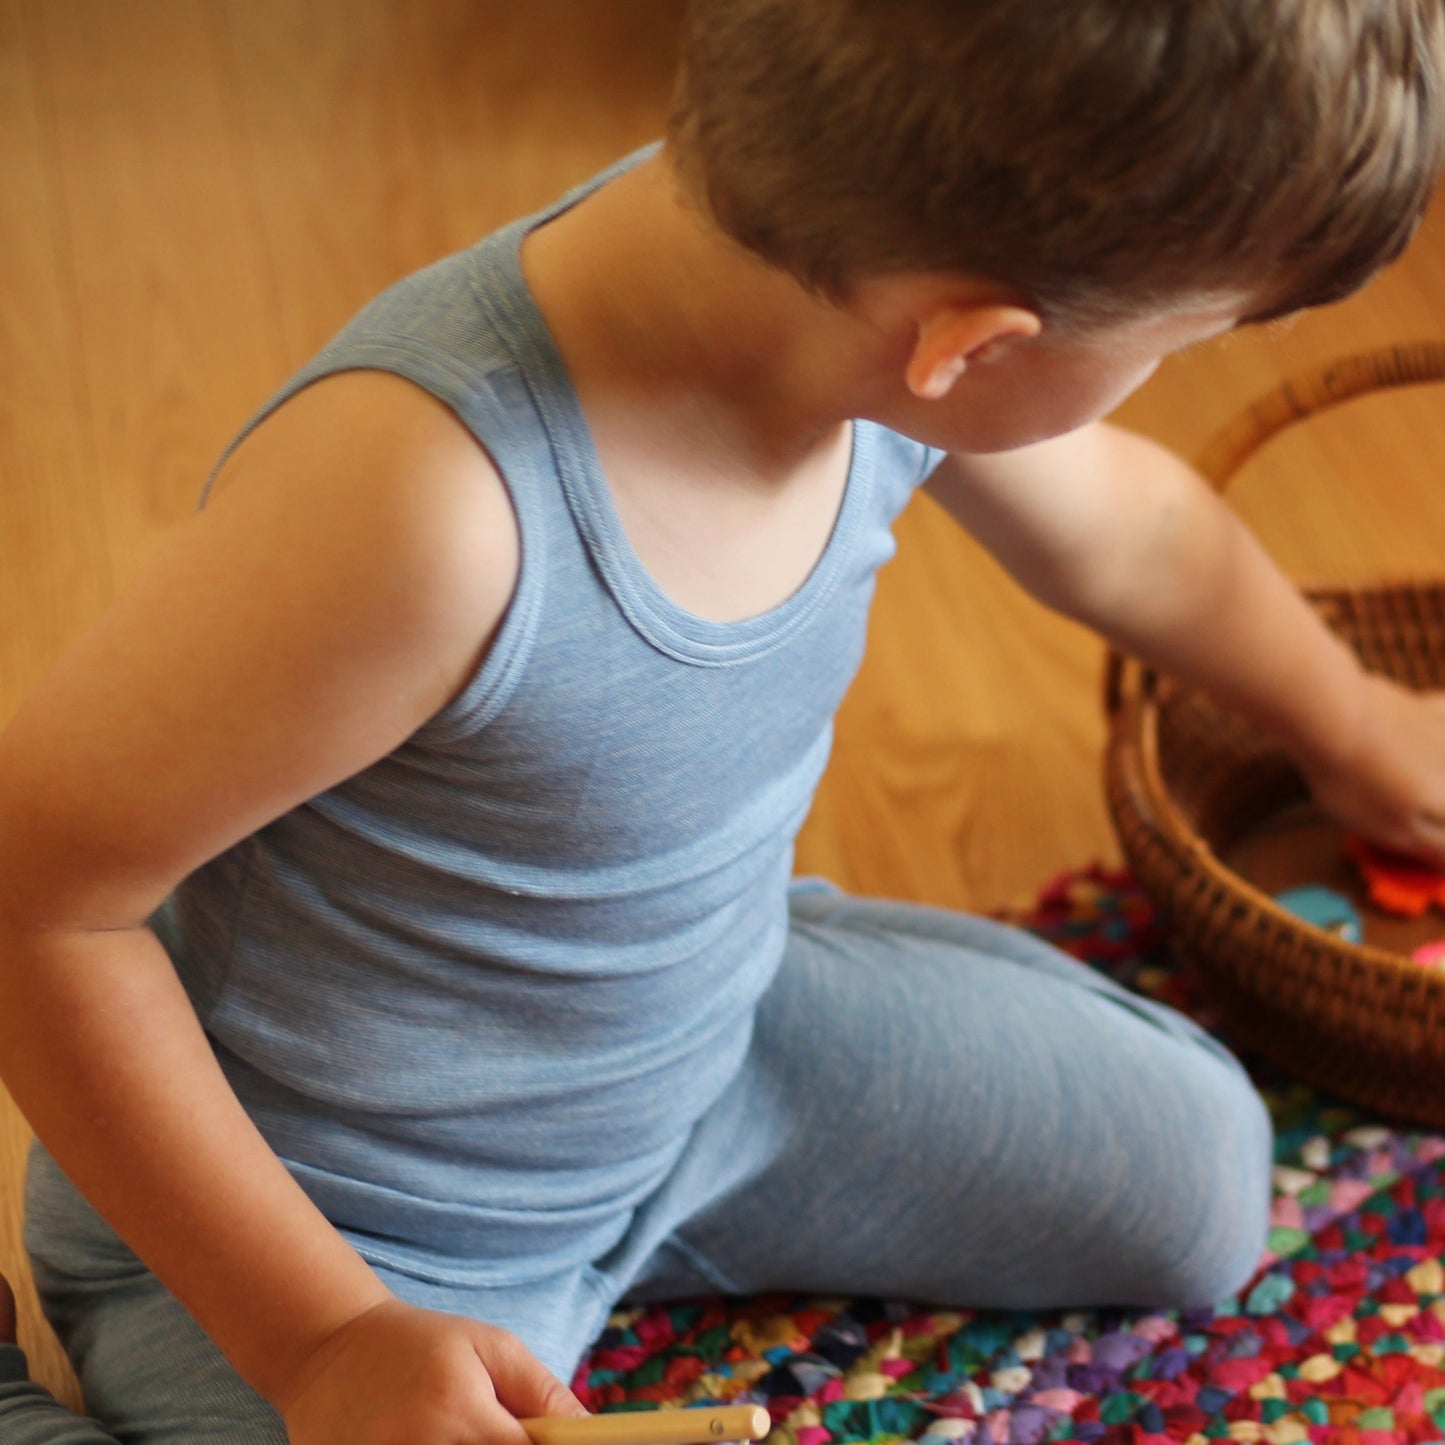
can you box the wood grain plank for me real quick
[0,0,113,712]
[218,0,683,366]
[34,0,286,575]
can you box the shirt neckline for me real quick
[478,145,876,667]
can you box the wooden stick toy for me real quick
[521,1405,772,1445]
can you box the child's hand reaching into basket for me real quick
[1296,672,1445,871]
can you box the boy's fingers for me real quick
[473,1326,589,1428]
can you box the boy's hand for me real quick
[279,1297,588,1445]
[1298,673,1445,869]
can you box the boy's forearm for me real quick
[1071,435,1367,772]
[0,917,391,1405]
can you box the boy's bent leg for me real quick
[22,1143,288,1442]
[2,1267,115,1443]
[24,1141,617,1437]
[614,891,1272,1314]
[13,1248,607,1445]
[31,1260,286,1443]
[0,1293,279,1445]
[0,1344,125,1444]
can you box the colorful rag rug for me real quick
[570,867,1445,1445]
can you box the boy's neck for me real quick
[520,151,883,478]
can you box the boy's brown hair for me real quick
[668,0,1445,330]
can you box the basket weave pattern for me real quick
[1104,346,1445,1127]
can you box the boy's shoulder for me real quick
[0,366,520,935]
[209,365,520,705]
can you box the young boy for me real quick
[2,2,1444,1442]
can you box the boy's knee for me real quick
[1130,1068,1273,1309]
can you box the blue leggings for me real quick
[0,890,1272,1441]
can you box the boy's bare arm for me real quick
[924,423,1363,749]
[0,372,575,1434]
[926,423,1445,861]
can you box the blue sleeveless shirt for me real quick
[161,148,945,1286]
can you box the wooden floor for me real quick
[3,0,1444,1410]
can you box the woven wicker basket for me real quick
[1104,342,1445,1128]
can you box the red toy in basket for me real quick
[1343,834,1445,917]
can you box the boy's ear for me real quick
[905,303,1042,401]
